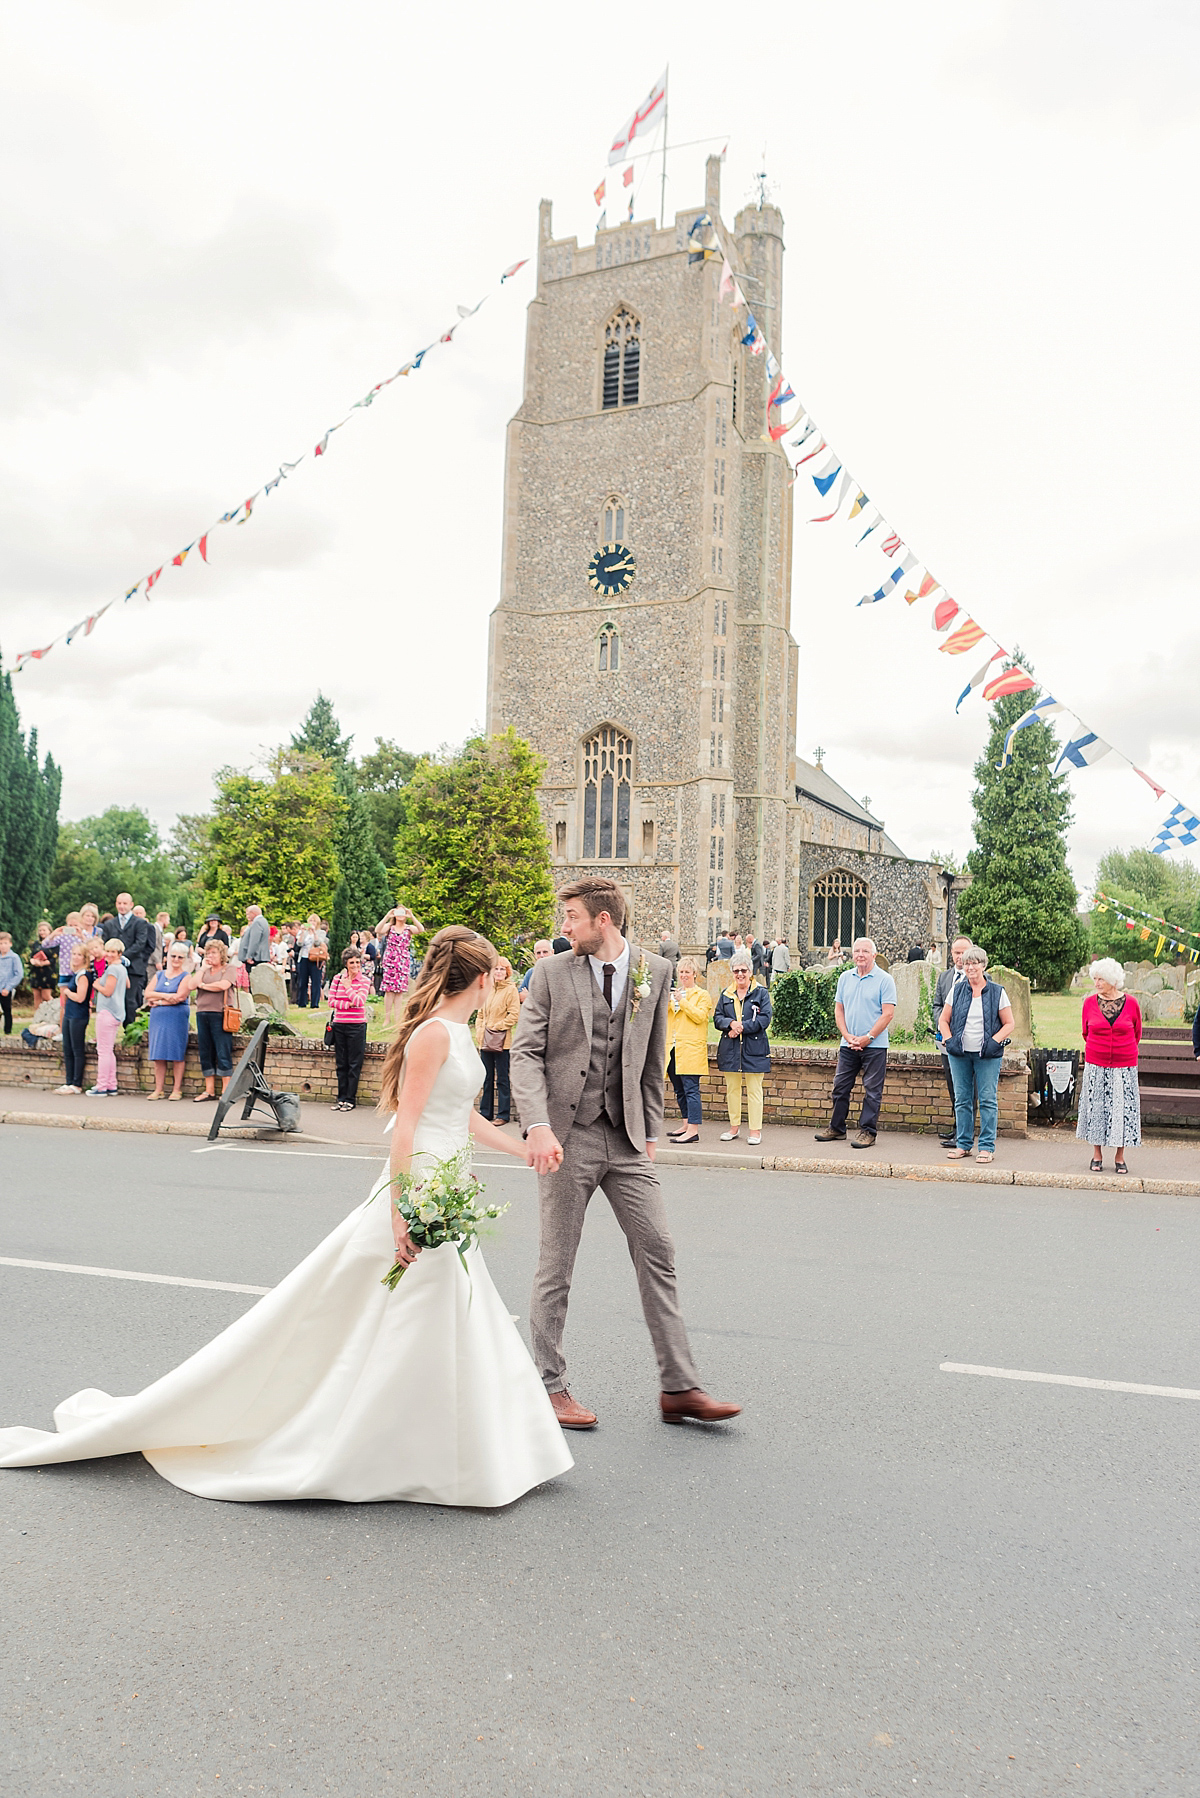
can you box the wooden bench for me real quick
[1138,1025,1200,1122]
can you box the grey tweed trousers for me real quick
[529,1115,700,1395]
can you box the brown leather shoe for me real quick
[851,1131,876,1148]
[549,1390,597,1429]
[660,1388,742,1424]
[813,1127,846,1142]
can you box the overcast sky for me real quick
[4,0,1198,896]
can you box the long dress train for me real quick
[0,1017,572,1506]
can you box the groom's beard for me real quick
[568,923,604,958]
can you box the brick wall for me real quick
[0,1034,391,1106]
[663,1044,1028,1137]
[2,1036,1026,1136]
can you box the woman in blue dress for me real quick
[145,940,196,1100]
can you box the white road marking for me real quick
[0,1257,270,1296]
[941,1361,1200,1402]
[192,1143,378,1162]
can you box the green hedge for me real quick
[769,966,843,1041]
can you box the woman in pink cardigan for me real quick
[1077,957,1142,1174]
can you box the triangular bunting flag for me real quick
[905,572,937,606]
[938,618,986,655]
[932,598,959,632]
[982,667,1036,702]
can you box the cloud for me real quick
[0,201,355,414]
[950,0,1200,133]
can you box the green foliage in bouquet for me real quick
[375,1144,509,1291]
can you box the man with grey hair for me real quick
[815,937,897,1148]
[237,905,271,975]
[934,935,972,1147]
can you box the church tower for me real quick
[486,157,799,948]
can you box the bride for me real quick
[0,926,573,1507]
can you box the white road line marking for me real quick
[0,1257,270,1296]
[193,1144,379,1162]
[941,1361,1200,1401]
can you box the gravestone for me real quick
[889,960,935,1036]
[250,963,291,1016]
[989,965,1033,1049]
[1145,988,1185,1021]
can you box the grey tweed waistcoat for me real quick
[575,978,627,1129]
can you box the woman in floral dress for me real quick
[377,904,424,1026]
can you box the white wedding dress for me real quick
[0,1018,573,1507]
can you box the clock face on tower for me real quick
[587,542,636,596]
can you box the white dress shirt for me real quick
[589,940,630,1009]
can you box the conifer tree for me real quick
[392,729,554,952]
[288,695,392,959]
[291,693,352,767]
[0,661,61,949]
[957,660,1088,989]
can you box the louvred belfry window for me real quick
[602,309,640,410]
[582,726,633,859]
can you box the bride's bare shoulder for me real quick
[404,1017,453,1066]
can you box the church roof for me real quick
[794,757,913,860]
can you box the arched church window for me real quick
[601,496,627,543]
[810,869,868,949]
[597,622,620,672]
[581,725,633,860]
[602,309,640,409]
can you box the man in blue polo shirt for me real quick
[815,937,897,1149]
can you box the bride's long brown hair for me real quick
[378,925,497,1114]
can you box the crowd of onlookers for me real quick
[2,899,1191,1170]
[0,897,428,1114]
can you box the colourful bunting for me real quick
[1055,731,1112,772]
[905,572,937,606]
[880,532,904,558]
[956,649,1004,712]
[932,598,959,632]
[982,667,1036,701]
[13,252,531,674]
[813,461,843,498]
[810,472,852,522]
[1153,803,1200,854]
[938,618,986,655]
[858,553,917,607]
[999,694,1065,765]
[849,491,869,520]
[594,178,606,207]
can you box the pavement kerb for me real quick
[3,1108,1199,1194]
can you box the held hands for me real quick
[728,1020,743,1037]
[525,1125,564,1175]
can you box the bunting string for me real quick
[12,256,531,673]
[1093,890,1200,961]
[685,205,1199,855]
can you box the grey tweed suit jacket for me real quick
[509,944,671,1153]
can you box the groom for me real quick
[510,877,740,1430]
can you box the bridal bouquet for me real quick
[377,1143,509,1291]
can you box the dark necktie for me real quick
[602,963,615,1009]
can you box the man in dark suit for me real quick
[112,892,158,1024]
[935,936,972,1147]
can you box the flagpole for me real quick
[659,67,669,229]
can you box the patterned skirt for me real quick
[1075,1063,1142,1147]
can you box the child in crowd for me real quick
[0,932,23,1036]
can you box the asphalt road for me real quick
[1,1126,1197,1798]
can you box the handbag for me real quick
[481,1025,507,1052]
[324,1018,336,1048]
[308,940,329,965]
[221,981,242,1035]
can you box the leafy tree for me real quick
[329,785,394,961]
[291,692,352,767]
[47,804,174,920]
[956,659,1088,989]
[1093,846,1200,922]
[355,737,422,866]
[392,729,554,953]
[203,751,346,921]
[0,662,61,949]
[167,812,213,887]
